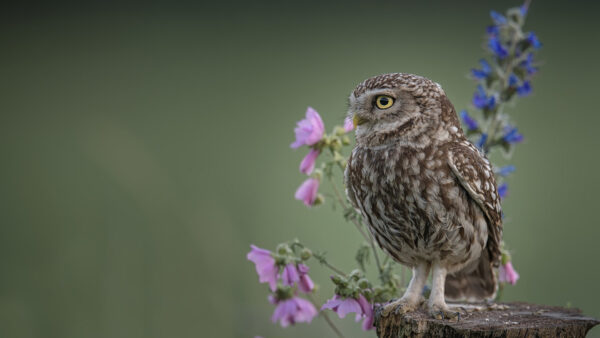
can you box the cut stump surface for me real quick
[375,302,599,337]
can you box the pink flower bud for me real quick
[281,263,300,287]
[499,261,520,285]
[297,263,314,293]
[294,178,319,207]
[299,149,320,175]
[343,116,354,132]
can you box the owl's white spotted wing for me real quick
[447,142,503,264]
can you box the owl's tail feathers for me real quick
[444,251,497,302]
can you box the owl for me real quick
[344,73,502,319]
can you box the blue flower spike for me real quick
[488,36,508,59]
[508,74,519,87]
[521,53,538,75]
[498,183,508,199]
[471,59,492,80]
[497,165,516,177]
[476,133,488,150]
[472,85,496,110]
[516,81,532,97]
[526,32,542,49]
[503,126,524,144]
[460,110,479,131]
[490,11,507,25]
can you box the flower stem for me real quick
[308,294,346,338]
[321,260,347,276]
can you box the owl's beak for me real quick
[353,114,368,127]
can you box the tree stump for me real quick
[375,302,600,337]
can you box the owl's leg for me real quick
[427,263,462,320]
[381,262,430,317]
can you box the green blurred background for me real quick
[1,1,599,337]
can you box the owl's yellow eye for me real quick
[375,95,394,109]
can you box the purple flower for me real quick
[488,36,508,59]
[473,85,496,110]
[281,263,300,287]
[498,183,508,199]
[357,294,374,330]
[526,32,542,50]
[343,117,354,132]
[520,2,529,16]
[471,59,492,80]
[497,165,516,177]
[291,107,325,149]
[322,294,374,331]
[521,53,538,75]
[503,125,524,143]
[297,263,315,293]
[460,110,479,131]
[499,261,520,285]
[508,73,519,87]
[270,296,318,327]
[486,25,499,36]
[299,149,320,175]
[294,178,319,207]
[517,81,532,97]
[490,10,507,25]
[476,133,488,150]
[247,245,279,291]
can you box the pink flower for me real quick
[291,107,325,149]
[281,263,300,287]
[270,296,318,327]
[294,178,319,206]
[297,263,314,293]
[357,294,374,330]
[247,245,279,291]
[343,116,354,132]
[322,294,374,331]
[299,148,320,174]
[499,261,520,285]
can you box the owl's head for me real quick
[348,73,461,147]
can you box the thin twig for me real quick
[308,294,345,338]
[320,260,347,276]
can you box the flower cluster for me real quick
[247,243,317,327]
[291,107,353,207]
[249,2,540,335]
[322,270,376,330]
[322,294,373,331]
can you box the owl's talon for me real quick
[381,298,419,317]
[428,304,460,321]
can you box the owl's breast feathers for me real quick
[344,139,503,267]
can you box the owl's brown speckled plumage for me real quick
[344,73,502,318]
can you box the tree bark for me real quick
[375,302,599,337]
